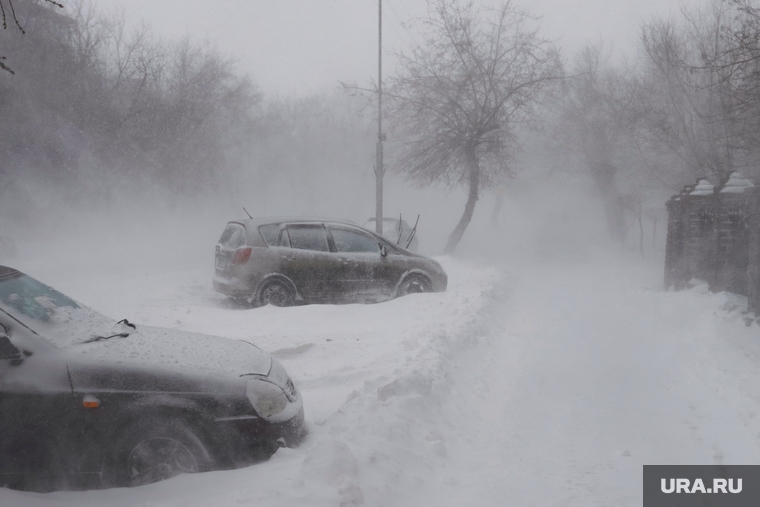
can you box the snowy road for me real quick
[3,253,760,506]
[414,258,760,506]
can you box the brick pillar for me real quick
[714,193,750,294]
[713,172,755,296]
[747,187,760,312]
[665,195,687,289]
[682,194,716,286]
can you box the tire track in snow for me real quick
[293,260,511,507]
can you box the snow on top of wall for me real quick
[720,172,755,193]
[690,178,714,196]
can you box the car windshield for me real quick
[364,219,405,237]
[365,218,400,228]
[0,272,119,348]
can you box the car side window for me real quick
[331,228,380,254]
[259,224,279,246]
[285,225,330,252]
[377,237,401,255]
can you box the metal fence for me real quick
[664,172,760,311]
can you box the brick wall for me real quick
[664,173,759,310]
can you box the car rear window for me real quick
[218,223,246,248]
[259,224,279,246]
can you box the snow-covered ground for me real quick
[3,244,760,506]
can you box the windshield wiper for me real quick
[79,318,136,344]
[117,318,136,329]
[81,332,130,344]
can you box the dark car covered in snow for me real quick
[0,266,305,491]
[213,217,447,306]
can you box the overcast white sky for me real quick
[93,0,693,96]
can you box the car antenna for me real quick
[405,214,420,249]
[396,213,404,245]
[243,207,253,219]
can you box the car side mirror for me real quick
[0,334,21,362]
[379,244,388,258]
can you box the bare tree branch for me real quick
[375,0,560,253]
[0,0,64,74]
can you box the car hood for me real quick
[63,325,272,392]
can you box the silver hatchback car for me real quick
[213,217,447,306]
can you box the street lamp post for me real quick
[375,0,384,236]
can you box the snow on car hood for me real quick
[64,325,273,381]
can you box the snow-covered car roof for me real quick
[231,216,358,228]
[222,217,367,248]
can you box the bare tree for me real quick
[556,44,633,245]
[698,0,760,171]
[638,2,745,179]
[385,0,561,254]
[0,0,63,74]
[0,0,261,202]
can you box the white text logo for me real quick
[661,478,742,494]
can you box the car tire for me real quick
[106,417,212,487]
[396,274,432,297]
[258,280,295,307]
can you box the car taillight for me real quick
[233,247,252,265]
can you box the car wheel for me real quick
[397,274,432,297]
[106,417,211,487]
[258,280,294,307]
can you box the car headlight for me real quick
[246,378,288,419]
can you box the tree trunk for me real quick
[444,151,480,254]
[591,162,627,246]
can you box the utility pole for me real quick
[375,0,384,236]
